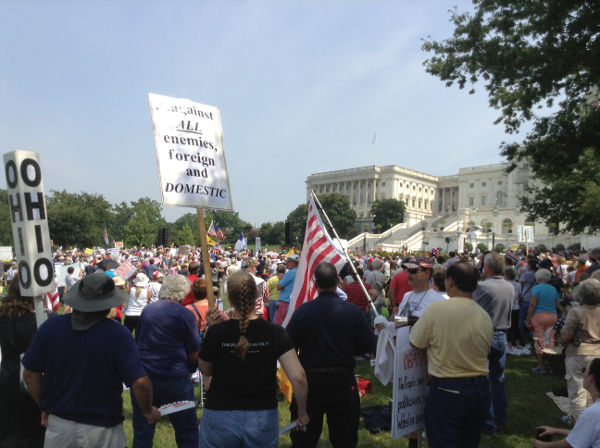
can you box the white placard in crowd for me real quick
[149,93,233,210]
[255,237,261,252]
[54,262,83,288]
[111,248,120,259]
[517,225,535,243]
[3,151,54,296]
[0,246,13,261]
[391,349,428,438]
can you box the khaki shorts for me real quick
[44,414,127,448]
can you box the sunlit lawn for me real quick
[122,351,568,447]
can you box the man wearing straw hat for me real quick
[22,273,160,448]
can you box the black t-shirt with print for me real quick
[200,318,294,410]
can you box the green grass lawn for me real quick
[122,352,569,447]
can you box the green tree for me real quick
[476,242,489,252]
[46,190,113,247]
[111,201,135,242]
[286,203,308,246]
[423,1,600,233]
[260,221,285,246]
[122,197,166,248]
[0,190,14,246]
[210,210,252,244]
[172,213,200,235]
[286,194,357,246]
[173,223,197,246]
[370,199,405,233]
[494,243,506,253]
[123,211,157,247]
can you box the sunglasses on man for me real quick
[407,268,424,274]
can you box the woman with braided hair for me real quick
[198,270,308,447]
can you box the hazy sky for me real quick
[0,1,519,226]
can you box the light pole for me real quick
[492,205,499,251]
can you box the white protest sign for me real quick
[3,151,54,296]
[392,349,428,438]
[55,262,83,288]
[158,400,195,416]
[110,248,120,259]
[255,237,261,252]
[149,93,233,210]
[0,246,13,261]
[115,260,136,281]
[517,225,534,243]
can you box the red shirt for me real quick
[390,271,412,305]
[181,274,198,306]
[344,282,372,312]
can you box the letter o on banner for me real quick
[34,258,53,287]
[18,261,32,289]
[5,160,18,189]
[21,158,41,187]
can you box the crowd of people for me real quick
[0,242,599,447]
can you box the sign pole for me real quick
[196,208,215,309]
[33,295,47,327]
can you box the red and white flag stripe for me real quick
[45,281,60,312]
[282,196,347,327]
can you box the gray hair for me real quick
[577,279,600,305]
[535,268,552,284]
[484,252,504,275]
[159,274,191,302]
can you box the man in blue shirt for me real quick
[286,262,376,447]
[274,253,299,325]
[132,273,200,448]
[22,273,160,448]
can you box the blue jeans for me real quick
[131,375,198,448]
[268,300,278,322]
[519,301,530,338]
[485,331,507,433]
[425,376,490,448]
[199,408,278,448]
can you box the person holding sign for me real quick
[409,262,493,448]
[198,270,308,448]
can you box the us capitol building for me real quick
[306,163,596,252]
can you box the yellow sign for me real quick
[85,248,93,255]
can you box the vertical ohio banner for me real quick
[149,93,233,210]
[3,151,54,296]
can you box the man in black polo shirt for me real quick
[286,262,376,448]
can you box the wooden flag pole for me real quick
[196,208,215,309]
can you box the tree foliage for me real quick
[423,1,600,233]
[370,199,405,232]
[287,194,357,246]
[260,221,286,246]
[47,190,114,247]
[0,191,14,246]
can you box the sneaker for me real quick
[532,365,545,374]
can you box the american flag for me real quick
[45,282,60,312]
[208,221,226,241]
[282,196,347,327]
